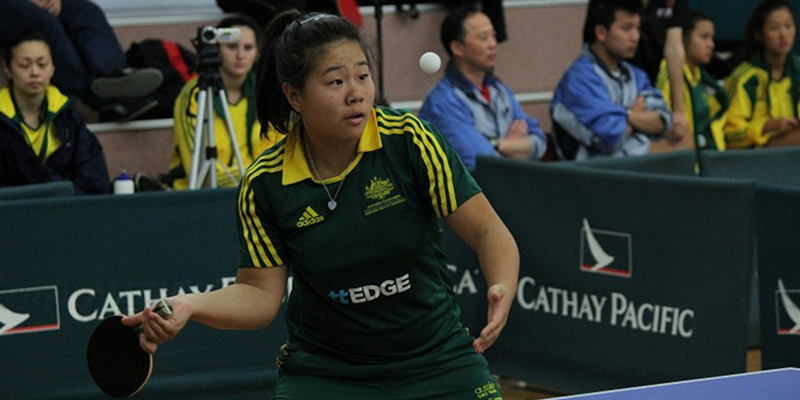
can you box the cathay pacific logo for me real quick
[776,279,800,335]
[580,218,632,278]
[0,286,60,336]
[0,304,29,334]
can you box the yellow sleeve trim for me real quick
[237,150,286,268]
[375,109,458,217]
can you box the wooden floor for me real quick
[498,348,762,400]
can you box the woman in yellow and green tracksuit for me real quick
[1,31,109,194]
[723,0,800,148]
[169,15,283,189]
[656,11,728,151]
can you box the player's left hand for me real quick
[473,284,511,354]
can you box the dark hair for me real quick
[682,11,713,44]
[217,14,262,47]
[741,0,795,61]
[440,5,481,58]
[3,30,50,68]
[582,0,643,44]
[257,11,372,136]
[683,11,713,38]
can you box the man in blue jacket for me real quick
[551,0,672,160]
[419,6,547,169]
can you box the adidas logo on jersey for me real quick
[297,206,325,227]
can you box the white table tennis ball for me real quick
[419,52,442,74]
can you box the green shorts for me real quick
[270,329,503,400]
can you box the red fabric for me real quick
[162,40,196,83]
[336,0,363,28]
[480,85,491,103]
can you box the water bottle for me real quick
[113,170,135,195]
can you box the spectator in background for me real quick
[551,0,671,160]
[441,0,509,43]
[0,31,110,195]
[724,0,800,148]
[633,0,691,146]
[656,11,728,151]
[0,0,163,121]
[419,6,547,169]
[168,15,283,190]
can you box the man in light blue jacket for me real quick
[419,6,547,169]
[551,0,672,160]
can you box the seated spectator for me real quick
[551,0,672,160]
[418,6,547,169]
[724,0,800,148]
[0,31,110,195]
[0,0,163,121]
[635,0,692,146]
[168,15,283,190]
[656,11,728,151]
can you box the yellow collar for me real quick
[0,86,69,119]
[0,88,15,119]
[683,63,702,86]
[282,108,382,186]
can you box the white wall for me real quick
[96,0,588,20]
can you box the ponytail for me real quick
[257,10,302,136]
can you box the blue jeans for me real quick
[0,0,127,108]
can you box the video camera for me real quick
[192,26,242,76]
[198,26,241,45]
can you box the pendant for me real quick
[327,200,337,211]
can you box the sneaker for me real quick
[91,68,163,99]
[99,97,159,123]
[134,173,168,192]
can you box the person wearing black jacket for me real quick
[0,31,110,195]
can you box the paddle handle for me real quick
[134,300,173,334]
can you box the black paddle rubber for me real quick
[86,315,153,398]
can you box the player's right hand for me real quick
[122,296,191,354]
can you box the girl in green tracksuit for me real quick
[724,0,800,148]
[656,11,729,151]
[124,11,520,400]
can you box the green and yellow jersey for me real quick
[236,106,481,366]
[656,60,728,150]
[723,53,800,148]
[169,73,283,189]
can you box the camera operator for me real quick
[168,15,283,190]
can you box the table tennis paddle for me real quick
[86,299,172,398]
[336,0,363,28]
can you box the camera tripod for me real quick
[188,29,245,190]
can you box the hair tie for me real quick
[299,14,337,26]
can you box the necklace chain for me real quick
[303,134,356,211]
